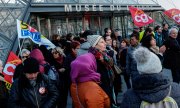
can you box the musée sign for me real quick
[64,4,156,12]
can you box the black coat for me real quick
[163,37,180,69]
[121,72,180,108]
[8,73,59,108]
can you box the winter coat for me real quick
[121,72,180,108]
[163,37,180,69]
[162,29,169,41]
[126,44,140,78]
[8,73,59,108]
[120,48,128,68]
[77,42,90,56]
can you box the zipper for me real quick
[33,87,40,108]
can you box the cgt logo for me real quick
[134,14,151,23]
[3,63,16,83]
[172,14,180,23]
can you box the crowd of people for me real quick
[0,24,180,108]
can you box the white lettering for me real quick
[76,5,81,12]
[3,64,15,76]
[64,4,72,12]
[116,5,121,11]
[110,5,114,11]
[85,5,89,11]
[92,5,96,11]
[99,5,103,11]
[173,14,180,23]
[135,14,149,23]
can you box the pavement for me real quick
[66,68,172,108]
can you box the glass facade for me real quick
[0,0,28,63]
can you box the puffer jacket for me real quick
[121,72,180,108]
[8,73,59,108]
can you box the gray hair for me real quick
[52,47,66,57]
[169,27,178,35]
[21,49,30,57]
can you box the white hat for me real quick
[87,35,102,47]
[133,47,162,74]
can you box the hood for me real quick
[132,72,171,103]
[80,42,90,50]
[30,49,46,65]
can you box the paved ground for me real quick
[66,68,172,108]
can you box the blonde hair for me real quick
[52,47,66,57]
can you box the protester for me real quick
[87,35,118,107]
[163,27,180,83]
[13,49,30,80]
[30,48,47,73]
[141,33,166,62]
[121,47,180,108]
[8,57,59,108]
[70,53,110,108]
[154,25,163,47]
[51,47,67,108]
[126,33,140,81]
[119,39,131,89]
[162,23,169,41]
[77,30,94,56]
[0,60,9,108]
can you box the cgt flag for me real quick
[164,8,180,25]
[3,52,21,89]
[128,6,154,27]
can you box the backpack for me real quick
[42,63,59,84]
[140,86,178,108]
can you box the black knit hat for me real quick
[23,57,39,73]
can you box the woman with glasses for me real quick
[13,49,30,80]
[51,47,67,108]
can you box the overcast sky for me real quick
[156,0,180,10]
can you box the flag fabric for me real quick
[17,19,56,49]
[164,8,180,25]
[3,51,21,84]
[17,19,41,44]
[41,35,56,49]
[128,6,154,27]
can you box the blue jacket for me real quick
[121,72,180,108]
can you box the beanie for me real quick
[87,35,102,47]
[23,57,39,73]
[133,47,162,74]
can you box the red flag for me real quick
[164,8,180,25]
[128,6,154,27]
[3,52,21,84]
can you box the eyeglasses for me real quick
[52,51,59,54]
[22,56,29,59]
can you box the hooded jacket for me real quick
[121,72,180,108]
[30,49,47,73]
[71,53,100,83]
[77,42,90,56]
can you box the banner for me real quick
[17,19,56,49]
[3,52,21,85]
[164,8,180,25]
[128,6,154,27]
[17,19,41,44]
